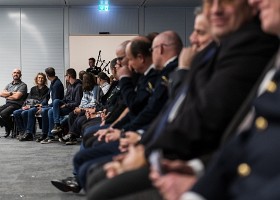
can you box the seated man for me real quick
[0,68,27,138]
[41,68,83,144]
[78,70,86,81]
[97,72,110,96]
[177,0,280,200]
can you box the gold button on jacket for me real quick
[267,80,277,93]
[255,116,268,130]
[238,163,251,177]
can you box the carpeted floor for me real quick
[0,128,85,200]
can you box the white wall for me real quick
[0,7,64,105]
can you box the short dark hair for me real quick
[146,32,159,43]
[79,70,86,80]
[130,38,152,58]
[98,72,109,82]
[89,57,96,63]
[110,58,118,69]
[66,68,77,79]
[45,67,55,77]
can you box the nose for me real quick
[189,31,198,46]
[248,0,261,7]
[211,0,223,13]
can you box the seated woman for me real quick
[13,72,48,141]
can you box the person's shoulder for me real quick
[19,81,27,87]
[43,85,49,90]
[75,79,82,85]
[30,85,37,90]
[54,77,63,85]
[222,17,278,47]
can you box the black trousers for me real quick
[87,165,156,199]
[68,114,87,137]
[0,103,21,132]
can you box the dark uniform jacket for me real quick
[113,58,178,132]
[119,67,159,115]
[112,68,159,129]
[192,51,280,200]
[143,17,279,162]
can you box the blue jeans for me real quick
[13,107,38,134]
[47,99,73,136]
[41,107,52,135]
[25,107,38,134]
[13,109,27,132]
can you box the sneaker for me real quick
[59,134,71,143]
[40,136,55,144]
[65,138,77,145]
[19,133,33,141]
[51,125,63,135]
[36,134,47,142]
[16,131,25,140]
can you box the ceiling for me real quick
[0,0,202,7]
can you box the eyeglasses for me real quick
[117,56,125,61]
[204,0,235,6]
[115,63,122,68]
[149,44,161,53]
[149,43,175,52]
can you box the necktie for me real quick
[151,84,188,143]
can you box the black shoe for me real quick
[40,136,56,144]
[65,138,77,145]
[19,133,33,141]
[36,134,47,142]
[16,131,25,140]
[59,133,71,143]
[51,125,63,135]
[51,177,81,193]
[4,132,10,138]
[3,125,11,138]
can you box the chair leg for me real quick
[10,115,17,138]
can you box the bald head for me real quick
[152,31,183,69]
[116,40,130,60]
[12,68,22,82]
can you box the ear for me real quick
[137,54,145,63]
[159,45,164,55]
